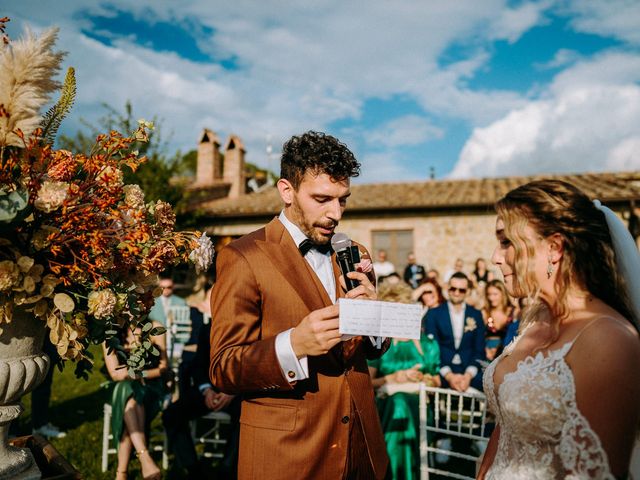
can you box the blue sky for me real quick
[6,1,640,183]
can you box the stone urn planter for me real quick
[0,309,50,479]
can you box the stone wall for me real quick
[205,206,630,283]
[340,210,499,279]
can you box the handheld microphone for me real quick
[331,233,359,291]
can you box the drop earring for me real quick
[547,256,554,279]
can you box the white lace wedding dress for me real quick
[483,328,615,479]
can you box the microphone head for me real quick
[331,232,351,252]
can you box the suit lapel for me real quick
[460,304,473,347]
[442,304,455,346]
[255,218,332,313]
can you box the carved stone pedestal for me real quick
[0,310,50,479]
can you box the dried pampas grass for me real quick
[0,27,65,147]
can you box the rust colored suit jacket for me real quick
[210,218,390,480]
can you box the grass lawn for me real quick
[12,344,166,479]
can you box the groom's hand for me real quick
[291,304,341,358]
[341,271,377,300]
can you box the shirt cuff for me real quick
[275,329,309,382]
[198,383,213,394]
[465,366,478,378]
[440,366,452,378]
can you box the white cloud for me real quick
[6,0,640,182]
[6,0,534,167]
[366,115,444,148]
[536,48,581,69]
[488,1,552,43]
[451,84,640,178]
[607,136,640,170]
[564,0,640,45]
[357,152,420,184]
[451,46,640,178]
[550,51,640,93]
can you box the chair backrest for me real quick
[166,306,192,365]
[419,384,489,480]
[167,306,192,343]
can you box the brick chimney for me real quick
[196,129,222,186]
[223,135,246,198]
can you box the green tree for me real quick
[58,101,193,223]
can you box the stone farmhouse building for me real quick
[188,129,640,279]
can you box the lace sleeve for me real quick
[558,410,616,480]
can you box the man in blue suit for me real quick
[423,272,485,392]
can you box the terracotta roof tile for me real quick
[195,171,640,218]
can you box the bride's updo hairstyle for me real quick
[495,179,633,333]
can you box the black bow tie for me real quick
[298,239,333,256]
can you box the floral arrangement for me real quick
[0,19,214,378]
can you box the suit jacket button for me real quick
[287,371,296,379]
[341,415,350,424]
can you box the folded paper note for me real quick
[338,298,422,339]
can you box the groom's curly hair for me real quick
[280,131,360,189]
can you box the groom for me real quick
[423,272,485,392]
[210,131,389,479]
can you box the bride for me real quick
[478,180,640,479]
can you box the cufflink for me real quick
[287,371,296,379]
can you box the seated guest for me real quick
[403,252,426,289]
[482,279,515,360]
[379,271,403,286]
[103,322,168,480]
[412,278,444,317]
[444,257,465,283]
[369,282,440,480]
[503,297,529,348]
[163,288,240,478]
[373,249,396,281]
[426,268,441,285]
[465,281,486,311]
[423,272,486,392]
[148,274,187,326]
[471,257,494,289]
[177,281,213,398]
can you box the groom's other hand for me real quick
[291,304,341,358]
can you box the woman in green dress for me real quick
[103,321,168,480]
[369,282,441,480]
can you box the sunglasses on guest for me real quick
[448,286,467,294]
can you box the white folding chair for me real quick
[419,385,489,480]
[191,410,231,459]
[101,403,168,472]
[166,305,192,370]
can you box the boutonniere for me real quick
[464,317,477,333]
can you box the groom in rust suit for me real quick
[210,131,390,479]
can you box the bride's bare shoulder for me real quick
[570,314,640,373]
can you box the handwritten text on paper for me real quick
[338,298,422,339]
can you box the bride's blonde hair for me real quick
[495,180,633,339]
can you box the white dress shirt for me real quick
[275,211,336,383]
[275,211,384,382]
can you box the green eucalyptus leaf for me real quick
[149,327,165,336]
[0,188,29,223]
